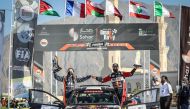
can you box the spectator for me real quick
[10,98,18,108]
[160,75,173,109]
[5,98,8,108]
[1,98,5,107]
[179,78,190,109]
[0,98,2,107]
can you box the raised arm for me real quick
[53,72,64,82]
[122,68,137,77]
[123,64,142,77]
[76,75,91,83]
[52,56,64,82]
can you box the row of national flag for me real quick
[40,0,175,20]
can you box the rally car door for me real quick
[126,88,160,109]
[29,89,65,109]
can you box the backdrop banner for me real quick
[34,23,159,51]
[12,0,38,73]
[180,6,190,84]
[12,0,38,97]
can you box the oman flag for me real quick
[129,0,150,19]
[86,0,105,17]
[154,1,175,18]
[40,0,60,17]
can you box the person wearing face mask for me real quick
[160,75,173,109]
[52,56,91,105]
[92,63,141,105]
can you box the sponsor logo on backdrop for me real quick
[39,27,50,35]
[89,42,105,47]
[40,39,48,47]
[69,28,79,41]
[17,24,34,43]
[15,48,30,62]
[19,5,34,21]
[79,28,94,41]
[100,29,117,41]
[139,28,156,36]
[184,65,189,80]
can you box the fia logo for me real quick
[17,24,34,43]
[15,48,30,62]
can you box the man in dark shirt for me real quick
[179,79,190,109]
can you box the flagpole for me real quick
[64,0,67,23]
[55,52,58,97]
[85,0,87,24]
[38,0,41,15]
[50,52,53,103]
[153,1,155,22]
[178,3,181,86]
[143,50,146,102]
[128,0,131,23]
[8,0,15,108]
[105,0,107,24]
[148,50,151,89]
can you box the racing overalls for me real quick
[95,68,137,106]
[53,71,91,105]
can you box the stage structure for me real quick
[9,1,38,108]
[0,10,5,97]
[33,23,160,103]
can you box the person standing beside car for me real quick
[52,56,91,105]
[160,75,173,109]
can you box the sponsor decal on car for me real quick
[41,105,59,109]
[128,104,146,109]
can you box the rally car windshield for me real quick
[69,90,120,105]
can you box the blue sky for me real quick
[0,0,190,36]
